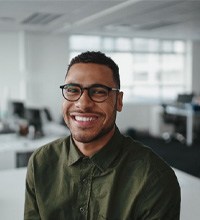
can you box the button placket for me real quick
[82,178,88,184]
[78,158,93,218]
[79,207,85,213]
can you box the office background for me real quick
[1,32,200,132]
[0,1,200,219]
[0,0,200,132]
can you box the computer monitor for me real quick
[25,108,43,132]
[177,94,194,104]
[10,101,25,118]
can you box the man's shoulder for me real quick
[30,136,70,163]
[121,134,155,158]
[120,135,174,177]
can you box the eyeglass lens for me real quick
[62,84,110,102]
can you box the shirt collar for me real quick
[67,127,124,171]
[67,137,84,166]
[90,127,124,172]
[68,127,124,171]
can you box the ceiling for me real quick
[0,0,200,40]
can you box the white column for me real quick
[18,31,27,101]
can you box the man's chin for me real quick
[72,127,114,144]
[73,131,101,143]
[72,136,95,144]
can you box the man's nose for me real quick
[75,89,94,108]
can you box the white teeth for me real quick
[75,116,95,122]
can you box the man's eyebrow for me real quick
[64,82,109,88]
[65,83,81,86]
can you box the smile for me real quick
[75,116,97,122]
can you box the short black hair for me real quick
[66,51,120,89]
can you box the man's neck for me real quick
[73,127,115,157]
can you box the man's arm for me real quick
[24,157,41,220]
[133,169,181,220]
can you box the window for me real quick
[69,35,189,103]
[69,35,100,50]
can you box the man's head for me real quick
[66,51,120,89]
[61,51,123,147]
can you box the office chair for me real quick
[43,107,53,121]
[10,101,25,119]
[25,108,44,138]
[162,93,194,143]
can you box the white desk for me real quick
[0,134,61,170]
[0,123,70,170]
[0,168,199,220]
[175,169,200,220]
[0,168,26,220]
[165,104,200,146]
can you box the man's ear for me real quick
[117,91,123,112]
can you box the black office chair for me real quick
[25,108,44,138]
[10,101,25,119]
[176,94,194,104]
[43,107,53,122]
[162,93,194,143]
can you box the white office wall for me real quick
[192,40,200,95]
[116,103,153,132]
[0,31,69,121]
[0,32,21,100]
[0,32,22,119]
[24,32,69,121]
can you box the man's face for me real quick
[62,63,123,144]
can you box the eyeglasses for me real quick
[60,83,119,103]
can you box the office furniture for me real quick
[161,93,200,146]
[175,169,200,220]
[162,104,186,139]
[0,168,26,220]
[0,134,58,170]
[0,167,199,220]
[10,101,25,119]
[25,108,43,137]
[164,104,200,146]
[16,151,35,168]
[176,94,194,104]
[43,107,53,121]
[0,122,69,170]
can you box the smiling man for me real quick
[24,51,180,220]
[61,61,123,157]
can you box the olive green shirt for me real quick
[24,127,180,220]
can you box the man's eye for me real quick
[91,88,107,95]
[66,87,80,94]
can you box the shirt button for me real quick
[82,178,88,184]
[80,207,85,213]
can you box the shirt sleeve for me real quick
[133,169,181,220]
[24,154,41,220]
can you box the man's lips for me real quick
[70,113,99,123]
[74,116,97,122]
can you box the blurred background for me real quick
[0,0,200,127]
[0,1,200,219]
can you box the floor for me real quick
[126,128,200,178]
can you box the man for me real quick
[24,51,180,219]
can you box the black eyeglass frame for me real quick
[60,83,119,103]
